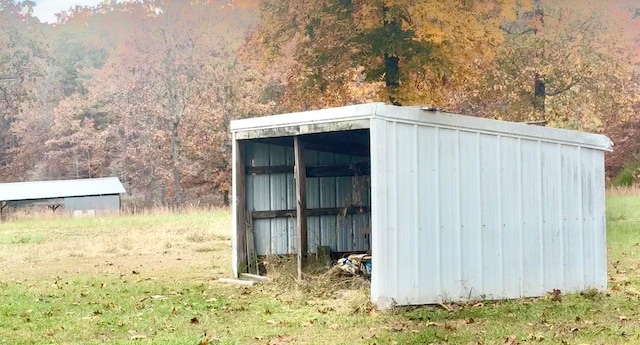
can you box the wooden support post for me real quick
[294,136,308,280]
[234,140,248,274]
[245,213,258,274]
[0,201,5,222]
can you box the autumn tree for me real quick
[52,0,257,206]
[251,0,528,110]
[466,1,639,131]
[0,0,52,181]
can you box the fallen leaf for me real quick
[300,320,314,327]
[132,270,140,275]
[191,317,199,324]
[466,318,475,324]
[171,306,178,315]
[618,315,628,322]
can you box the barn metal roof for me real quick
[231,102,613,152]
[0,177,126,202]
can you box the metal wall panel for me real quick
[371,118,607,308]
[541,142,563,291]
[63,195,120,214]
[244,141,371,256]
[479,133,502,298]
[500,136,523,298]
[520,140,544,296]
[459,131,483,299]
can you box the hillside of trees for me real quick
[1,0,639,206]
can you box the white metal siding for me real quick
[371,119,607,308]
[64,195,120,213]
[232,103,609,307]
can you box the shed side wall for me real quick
[64,195,120,214]
[371,119,607,308]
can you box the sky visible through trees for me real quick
[1,0,639,206]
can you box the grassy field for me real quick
[1,197,640,344]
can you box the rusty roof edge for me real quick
[232,103,613,152]
[230,103,382,132]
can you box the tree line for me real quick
[1,0,639,206]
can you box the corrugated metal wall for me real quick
[371,119,607,307]
[64,195,121,214]
[245,141,371,256]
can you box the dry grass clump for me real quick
[607,185,640,196]
[258,255,374,315]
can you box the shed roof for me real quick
[231,103,613,152]
[0,177,126,202]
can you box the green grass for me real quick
[1,199,640,344]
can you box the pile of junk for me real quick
[334,253,372,277]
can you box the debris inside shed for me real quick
[332,253,372,277]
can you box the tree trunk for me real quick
[382,4,402,106]
[171,121,182,207]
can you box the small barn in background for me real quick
[0,177,126,218]
[230,103,612,309]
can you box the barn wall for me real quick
[245,141,371,256]
[370,118,607,308]
[64,195,121,214]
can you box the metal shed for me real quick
[230,103,612,309]
[0,177,126,218]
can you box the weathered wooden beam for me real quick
[294,136,307,280]
[0,201,6,222]
[246,163,371,177]
[245,213,258,274]
[246,165,293,175]
[251,206,371,219]
[235,120,370,141]
[250,128,370,157]
[234,140,248,274]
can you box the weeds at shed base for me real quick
[258,255,374,315]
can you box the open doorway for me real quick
[234,129,372,276]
